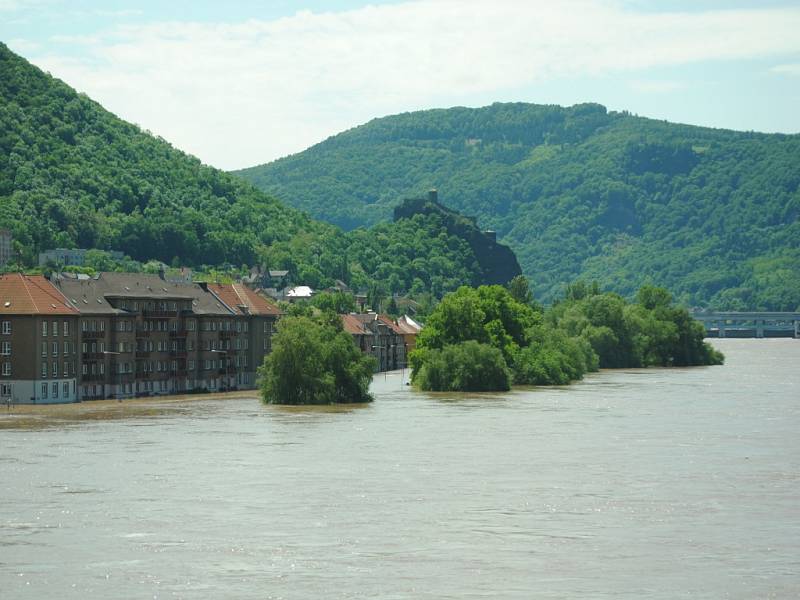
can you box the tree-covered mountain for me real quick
[0,42,507,299]
[235,103,800,310]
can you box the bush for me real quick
[413,341,511,392]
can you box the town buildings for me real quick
[1,272,280,404]
[341,313,408,372]
[0,229,13,266]
[38,248,124,267]
[1,270,420,405]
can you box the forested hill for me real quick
[0,42,330,267]
[0,44,510,300]
[234,103,800,310]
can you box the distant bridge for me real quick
[691,311,800,339]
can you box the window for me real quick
[244,322,249,333]
[2,362,10,376]
[52,382,58,398]
[99,363,104,375]
[53,362,58,378]
[1,383,10,395]
[64,362,68,378]
[82,321,87,332]
[82,364,87,375]
[64,341,69,355]
[1,321,10,334]
[63,382,69,398]
[52,321,58,336]
[236,321,242,333]
[63,321,69,336]
[42,321,48,336]
[81,342,88,354]
[0,341,9,356]
[99,342,105,353]
[52,342,58,356]
[41,383,48,399]
[100,320,105,332]
[244,339,249,350]
[41,363,47,378]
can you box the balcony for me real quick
[169,330,188,338]
[142,309,177,319]
[82,330,105,339]
[169,350,187,358]
[82,352,105,360]
[219,330,235,338]
[135,350,150,359]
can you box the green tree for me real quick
[414,341,511,392]
[507,274,534,306]
[258,316,376,405]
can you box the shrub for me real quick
[413,341,511,392]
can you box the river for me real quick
[1,339,798,599]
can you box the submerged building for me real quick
[0,272,281,404]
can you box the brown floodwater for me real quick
[1,339,798,598]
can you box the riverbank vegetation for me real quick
[409,279,723,392]
[258,314,376,405]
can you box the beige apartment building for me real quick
[0,272,281,404]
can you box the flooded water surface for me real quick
[1,340,798,598]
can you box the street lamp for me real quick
[211,349,229,392]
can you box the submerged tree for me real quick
[258,315,376,405]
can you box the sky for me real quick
[2,0,800,170]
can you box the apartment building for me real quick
[0,273,80,404]
[45,272,281,402]
[341,313,408,371]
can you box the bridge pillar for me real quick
[718,320,726,338]
[756,319,764,339]
[795,319,799,339]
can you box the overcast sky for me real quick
[3,0,800,170]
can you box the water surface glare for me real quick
[1,339,798,598]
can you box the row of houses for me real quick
[340,313,421,372]
[0,272,280,404]
[0,272,422,405]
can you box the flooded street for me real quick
[1,339,798,598]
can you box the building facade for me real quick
[51,273,282,401]
[0,272,281,404]
[341,313,408,372]
[0,274,80,404]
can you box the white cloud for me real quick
[770,63,800,76]
[629,79,686,93]
[26,0,800,169]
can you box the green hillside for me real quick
[235,103,800,310]
[0,42,503,299]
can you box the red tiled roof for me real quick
[0,274,79,315]
[208,283,282,316]
[376,314,404,334]
[341,314,369,335]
